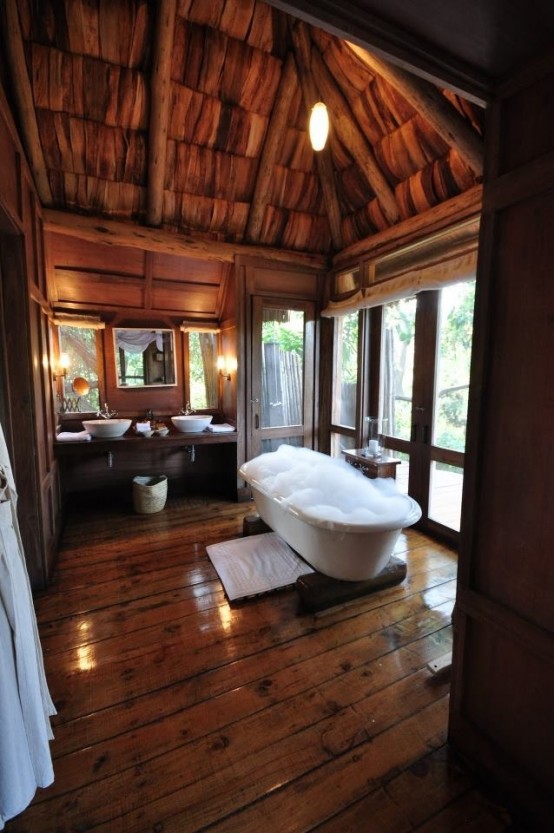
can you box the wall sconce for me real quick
[309,101,329,151]
[53,352,70,381]
[217,355,237,381]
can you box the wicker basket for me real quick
[132,474,168,514]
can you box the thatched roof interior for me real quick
[3,0,488,264]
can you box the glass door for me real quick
[379,280,475,539]
[248,297,315,459]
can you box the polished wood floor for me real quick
[7,496,513,832]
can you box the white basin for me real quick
[171,415,213,433]
[82,419,132,438]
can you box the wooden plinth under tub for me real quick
[54,429,238,506]
[296,557,407,613]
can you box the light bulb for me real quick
[309,102,329,151]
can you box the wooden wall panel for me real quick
[55,270,145,308]
[48,232,146,275]
[151,251,223,285]
[472,192,554,631]
[0,112,21,227]
[151,282,219,314]
[0,79,62,590]
[463,619,554,796]
[498,70,554,173]
[449,51,554,829]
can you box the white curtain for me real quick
[322,217,479,317]
[0,423,55,828]
[115,330,163,353]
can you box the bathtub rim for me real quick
[239,467,422,535]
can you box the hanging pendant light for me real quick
[309,101,329,151]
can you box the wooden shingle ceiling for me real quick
[3,0,485,259]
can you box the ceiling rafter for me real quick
[346,42,484,178]
[147,0,177,226]
[291,21,343,251]
[245,52,298,243]
[3,0,53,205]
[310,41,399,226]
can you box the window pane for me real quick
[261,436,303,453]
[261,309,304,429]
[380,298,416,441]
[429,461,464,531]
[433,280,475,451]
[188,332,218,409]
[380,447,410,494]
[58,326,100,412]
[330,432,356,458]
[332,311,359,428]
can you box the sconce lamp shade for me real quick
[309,102,329,151]
[53,352,70,380]
[217,355,237,381]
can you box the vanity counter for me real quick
[54,428,237,456]
[54,428,239,505]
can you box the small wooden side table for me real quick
[343,449,401,479]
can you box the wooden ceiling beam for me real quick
[3,0,53,205]
[246,53,298,244]
[346,42,484,178]
[147,0,177,226]
[310,44,399,226]
[43,210,328,270]
[291,22,343,251]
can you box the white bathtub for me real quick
[239,445,421,582]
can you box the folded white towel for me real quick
[56,431,92,442]
[206,423,235,433]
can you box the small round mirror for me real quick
[72,377,90,396]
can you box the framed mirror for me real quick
[114,328,177,387]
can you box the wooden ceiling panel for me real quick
[5,0,484,262]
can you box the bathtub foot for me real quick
[243,513,272,537]
[296,556,407,613]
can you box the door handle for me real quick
[411,423,417,442]
[255,413,259,430]
[423,425,430,444]
[250,398,260,404]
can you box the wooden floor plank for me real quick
[5,497,511,833]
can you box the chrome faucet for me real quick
[97,403,117,419]
[180,402,195,415]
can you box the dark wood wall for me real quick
[47,231,231,418]
[449,49,554,828]
[0,83,62,590]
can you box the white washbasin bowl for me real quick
[82,419,132,438]
[171,415,213,433]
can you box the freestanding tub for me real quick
[239,445,421,581]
